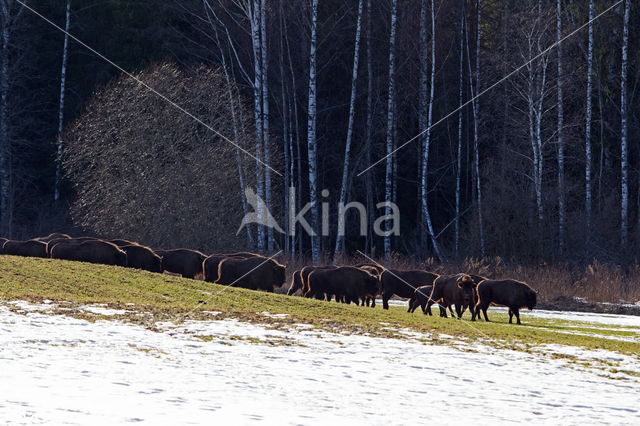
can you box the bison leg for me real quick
[370,297,376,308]
[512,307,521,325]
[481,305,490,322]
[382,292,391,310]
[455,304,463,319]
[448,305,456,318]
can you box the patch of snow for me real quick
[81,306,128,316]
[0,305,639,424]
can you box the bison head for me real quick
[365,273,381,297]
[456,274,476,305]
[273,263,286,287]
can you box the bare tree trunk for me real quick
[383,0,398,258]
[419,0,443,261]
[0,0,14,236]
[469,0,485,257]
[260,0,273,252]
[250,0,266,251]
[620,0,630,249]
[54,0,71,202]
[214,27,254,248]
[334,0,364,260]
[455,0,465,257]
[307,0,320,263]
[585,0,594,234]
[364,0,374,255]
[556,0,565,254]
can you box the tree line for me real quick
[0,0,638,264]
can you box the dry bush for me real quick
[64,63,276,252]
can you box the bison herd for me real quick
[0,233,538,325]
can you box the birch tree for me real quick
[260,0,273,251]
[585,0,594,233]
[619,0,630,249]
[307,0,320,263]
[364,0,374,255]
[469,0,485,256]
[54,0,71,202]
[556,0,565,253]
[419,0,443,261]
[334,0,364,260]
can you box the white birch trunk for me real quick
[334,0,364,260]
[260,0,273,251]
[250,0,266,251]
[54,0,71,202]
[585,0,594,233]
[307,0,320,263]
[383,0,398,258]
[620,0,630,248]
[364,0,374,255]
[556,0,565,253]
[471,0,485,257]
[419,0,443,261]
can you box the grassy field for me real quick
[1,255,639,358]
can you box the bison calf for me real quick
[473,279,537,325]
[407,285,435,315]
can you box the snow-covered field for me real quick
[1,303,639,425]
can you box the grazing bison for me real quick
[203,252,263,282]
[307,267,379,304]
[108,239,139,247]
[217,256,286,292]
[380,269,439,309]
[121,245,162,273]
[46,237,100,255]
[156,249,206,279]
[35,233,71,243]
[430,274,484,319]
[294,265,337,297]
[473,279,538,324]
[407,285,435,315]
[287,269,304,296]
[2,240,48,258]
[50,240,127,266]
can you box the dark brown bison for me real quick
[306,267,379,304]
[355,265,383,307]
[287,269,304,296]
[380,269,439,309]
[473,279,538,324]
[429,274,484,319]
[121,245,161,273]
[50,240,127,266]
[156,249,207,279]
[108,239,139,247]
[46,237,100,255]
[203,252,263,282]
[293,265,337,297]
[35,233,71,243]
[407,285,435,315]
[216,256,286,292]
[2,240,48,258]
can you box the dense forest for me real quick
[0,0,638,264]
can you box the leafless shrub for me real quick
[63,62,273,252]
